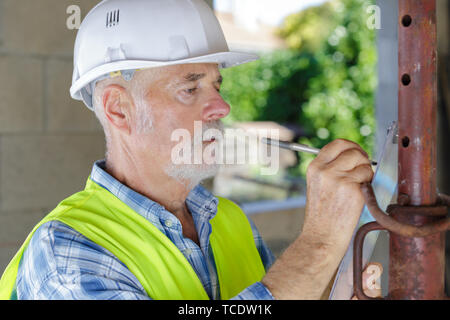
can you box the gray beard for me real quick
[164,162,220,190]
[164,120,224,190]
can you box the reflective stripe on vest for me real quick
[0,178,265,300]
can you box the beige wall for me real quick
[250,208,304,258]
[0,0,106,271]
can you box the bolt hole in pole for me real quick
[402,136,410,148]
[402,74,411,86]
[402,14,412,27]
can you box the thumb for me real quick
[352,262,383,300]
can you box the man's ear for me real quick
[102,84,134,134]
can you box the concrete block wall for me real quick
[250,208,305,258]
[0,0,106,272]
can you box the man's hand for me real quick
[262,139,374,300]
[301,139,374,256]
[352,262,383,299]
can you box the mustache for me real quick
[199,120,224,143]
[203,120,224,134]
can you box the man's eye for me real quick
[184,87,197,94]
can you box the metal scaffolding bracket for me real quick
[353,0,450,300]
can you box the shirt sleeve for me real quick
[16,221,150,300]
[229,217,276,300]
[247,217,276,272]
[231,282,275,300]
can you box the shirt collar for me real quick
[89,160,219,226]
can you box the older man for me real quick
[0,0,375,300]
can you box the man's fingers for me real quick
[316,139,369,165]
[345,163,374,184]
[352,263,383,300]
[328,148,371,172]
[362,263,383,298]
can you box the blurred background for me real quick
[0,0,448,296]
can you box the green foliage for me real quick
[276,1,340,52]
[220,0,377,176]
[220,50,321,125]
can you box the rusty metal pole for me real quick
[353,0,449,299]
[391,0,445,299]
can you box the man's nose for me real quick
[202,91,230,122]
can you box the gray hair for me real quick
[92,70,156,160]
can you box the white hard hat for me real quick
[70,0,259,110]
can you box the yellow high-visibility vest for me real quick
[0,178,265,300]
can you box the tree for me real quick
[220,0,377,176]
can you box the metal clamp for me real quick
[353,183,450,300]
[353,221,386,300]
[360,183,450,238]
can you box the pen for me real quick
[262,137,378,166]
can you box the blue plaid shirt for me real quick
[15,160,275,300]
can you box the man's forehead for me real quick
[171,62,219,72]
[152,63,220,81]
